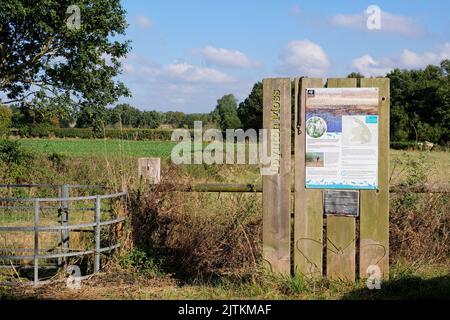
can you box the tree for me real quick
[142,111,162,129]
[0,0,131,131]
[347,72,365,79]
[212,94,242,130]
[111,104,141,127]
[164,111,185,128]
[237,82,263,130]
[181,113,211,129]
[387,60,450,144]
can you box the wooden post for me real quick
[138,158,161,184]
[360,78,390,280]
[262,78,291,274]
[325,78,357,282]
[294,77,324,278]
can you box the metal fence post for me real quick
[57,186,63,266]
[34,199,40,286]
[94,196,101,272]
[62,184,69,264]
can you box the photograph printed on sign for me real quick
[305,88,379,189]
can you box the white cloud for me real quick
[137,15,153,29]
[164,61,234,83]
[352,43,450,76]
[118,54,234,84]
[331,10,426,37]
[114,54,247,112]
[351,55,393,77]
[277,39,330,77]
[399,43,450,68]
[191,46,261,68]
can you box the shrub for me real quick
[0,140,31,166]
[16,127,180,140]
[28,123,54,138]
[390,141,418,150]
[0,105,12,137]
[47,152,66,172]
[119,248,164,277]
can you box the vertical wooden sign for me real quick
[360,78,390,280]
[294,77,390,282]
[262,78,291,274]
[325,78,357,281]
[294,77,324,278]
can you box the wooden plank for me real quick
[360,78,390,280]
[325,78,357,282]
[326,216,356,281]
[294,77,324,278]
[262,78,291,274]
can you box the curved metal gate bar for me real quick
[0,184,127,286]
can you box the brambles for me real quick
[119,248,165,277]
[390,152,450,265]
[128,170,262,280]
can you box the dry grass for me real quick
[3,262,448,300]
[128,166,262,280]
[390,192,450,266]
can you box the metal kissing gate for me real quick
[262,77,390,281]
[0,184,126,286]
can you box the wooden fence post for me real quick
[138,158,161,184]
[262,78,291,274]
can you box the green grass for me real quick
[390,149,450,184]
[19,139,178,159]
[16,138,450,185]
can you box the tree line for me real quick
[1,59,449,145]
[234,60,450,145]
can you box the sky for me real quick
[117,0,450,113]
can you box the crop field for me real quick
[16,138,450,185]
[19,139,178,159]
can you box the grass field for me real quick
[19,138,178,158]
[17,138,450,185]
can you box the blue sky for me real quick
[117,0,450,113]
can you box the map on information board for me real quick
[305,88,379,189]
